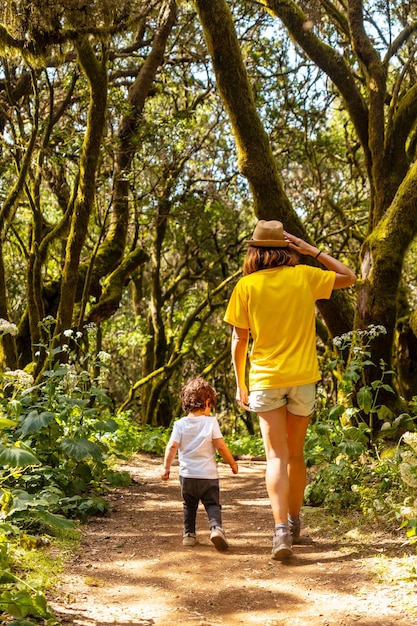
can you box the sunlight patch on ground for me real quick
[368,552,417,584]
[236,498,270,507]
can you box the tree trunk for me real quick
[55,39,108,339]
[89,0,177,288]
[194,0,355,336]
[356,162,417,394]
[257,0,417,424]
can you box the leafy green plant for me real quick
[304,459,362,509]
[398,431,417,546]
[135,426,171,456]
[331,325,398,435]
[0,321,132,525]
[305,411,369,468]
[304,325,413,522]
[224,434,264,458]
[0,519,72,625]
[102,411,143,457]
[0,318,136,622]
[304,447,403,523]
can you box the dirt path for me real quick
[50,454,417,626]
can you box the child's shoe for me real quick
[182,533,197,547]
[210,526,229,551]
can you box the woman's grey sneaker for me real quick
[210,526,229,551]
[271,528,293,560]
[182,533,196,547]
[288,515,301,543]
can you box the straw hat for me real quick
[246,220,288,247]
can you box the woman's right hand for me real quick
[236,384,250,411]
[284,231,318,257]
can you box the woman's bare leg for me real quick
[287,411,311,517]
[258,406,289,524]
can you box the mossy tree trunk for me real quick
[0,67,39,368]
[194,0,354,338]
[0,3,173,376]
[85,0,177,317]
[54,38,108,342]
[258,0,417,408]
[196,0,417,420]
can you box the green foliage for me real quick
[224,435,264,458]
[133,423,265,459]
[305,327,417,546]
[305,417,369,467]
[0,324,141,622]
[331,325,403,435]
[398,431,417,547]
[304,451,403,524]
[0,521,68,625]
[305,460,361,510]
[101,412,142,457]
[0,323,134,524]
[0,589,54,621]
[306,392,378,514]
[135,426,171,456]
[400,518,417,545]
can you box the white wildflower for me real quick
[62,364,78,391]
[333,332,353,349]
[0,319,18,336]
[63,329,73,338]
[400,504,417,519]
[367,324,387,336]
[3,369,34,388]
[400,461,417,488]
[97,351,111,364]
[403,431,417,454]
[401,450,417,465]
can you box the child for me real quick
[161,377,238,551]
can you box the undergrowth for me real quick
[0,319,137,625]
[1,319,417,624]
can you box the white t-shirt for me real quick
[169,415,223,479]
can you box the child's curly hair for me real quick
[181,377,217,413]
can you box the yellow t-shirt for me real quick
[224,265,336,390]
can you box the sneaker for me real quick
[271,528,293,561]
[289,515,301,544]
[210,526,229,552]
[182,533,196,547]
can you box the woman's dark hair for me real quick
[243,246,299,275]
[181,377,217,413]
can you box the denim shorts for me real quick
[249,384,316,417]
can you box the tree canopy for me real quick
[0,0,417,431]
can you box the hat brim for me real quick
[246,239,289,247]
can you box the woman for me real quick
[224,219,355,560]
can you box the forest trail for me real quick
[50,453,417,626]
